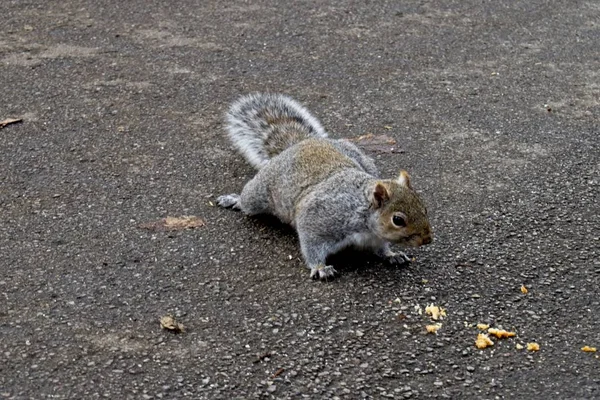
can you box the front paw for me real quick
[386,251,413,266]
[217,194,241,210]
[309,264,338,280]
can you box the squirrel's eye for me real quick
[392,215,407,228]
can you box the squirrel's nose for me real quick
[421,234,433,245]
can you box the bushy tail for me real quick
[225,93,328,169]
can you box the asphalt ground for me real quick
[1,0,599,399]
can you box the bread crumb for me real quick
[581,346,597,353]
[476,323,490,330]
[425,304,447,320]
[426,323,442,334]
[516,343,524,350]
[475,333,494,349]
[521,285,528,294]
[526,342,540,351]
[488,328,516,339]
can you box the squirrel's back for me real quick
[225,93,328,169]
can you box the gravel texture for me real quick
[1,0,599,399]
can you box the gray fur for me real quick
[218,93,432,280]
[226,93,327,169]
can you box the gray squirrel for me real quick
[217,93,433,279]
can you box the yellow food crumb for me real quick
[425,304,447,320]
[476,323,490,330]
[521,284,528,294]
[475,333,494,349]
[426,323,442,334]
[581,346,597,353]
[488,328,516,339]
[516,343,524,350]
[526,342,540,351]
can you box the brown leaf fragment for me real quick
[348,133,404,154]
[160,315,185,333]
[140,216,205,231]
[0,118,23,129]
[271,368,285,378]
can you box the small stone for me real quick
[267,385,276,392]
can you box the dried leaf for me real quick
[271,368,285,378]
[160,315,185,333]
[0,118,23,129]
[140,216,204,231]
[348,133,404,154]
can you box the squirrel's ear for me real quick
[372,182,389,208]
[397,170,412,189]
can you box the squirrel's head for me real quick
[369,170,433,247]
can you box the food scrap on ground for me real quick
[521,285,528,294]
[476,323,490,330]
[516,343,524,350]
[426,323,442,334]
[425,304,447,320]
[526,342,540,351]
[475,333,494,349]
[140,216,205,231]
[488,328,516,339]
[160,315,185,333]
[581,346,597,353]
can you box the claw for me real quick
[217,194,241,210]
[387,251,413,265]
[310,265,338,280]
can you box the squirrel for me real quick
[217,93,433,280]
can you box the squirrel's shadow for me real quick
[248,215,410,276]
[246,214,297,236]
[251,214,408,273]
[327,248,412,276]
